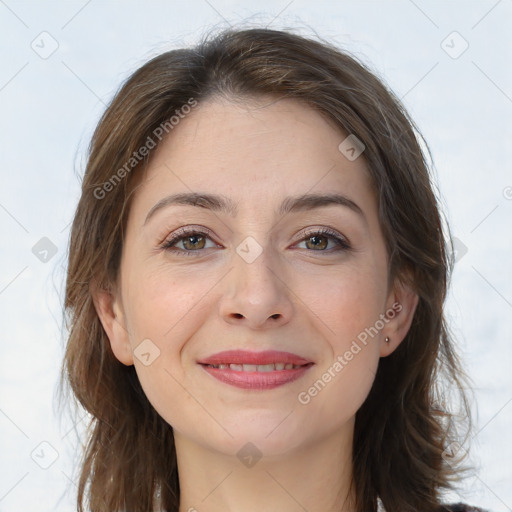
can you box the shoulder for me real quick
[441,503,489,512]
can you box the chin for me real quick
[215,412,311,456]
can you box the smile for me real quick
[198,350,315,390]
[204,362,306,371]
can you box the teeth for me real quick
[206,363,304,371]
[256,364,275,372]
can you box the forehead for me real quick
[132,96,374,216]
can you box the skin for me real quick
[94,96,418,512]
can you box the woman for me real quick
[63,27,485,511]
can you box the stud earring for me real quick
[385,337,390,343]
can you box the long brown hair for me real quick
[63,27,471,511]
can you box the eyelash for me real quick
[160,226,351,257]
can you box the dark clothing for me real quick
[442,504,487,512]
[378,499,487,511]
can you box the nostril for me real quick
[270,314,280,319]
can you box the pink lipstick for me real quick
[198,350,314,390]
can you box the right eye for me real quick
[160,227,221,256]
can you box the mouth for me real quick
[197,350,314,390]
[198,349,312,366]
[203,362,309,371]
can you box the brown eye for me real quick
[295,228,350,252]
[181,234,206,250]
[161,228,218,256]
[305,235,328,250]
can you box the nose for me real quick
[218,244,295,329]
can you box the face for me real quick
[96,96,417,458]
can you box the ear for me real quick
[91,282,134,366]
[379,277,419,357]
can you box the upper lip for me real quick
[198,350,313,366]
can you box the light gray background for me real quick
[0,1,511,510]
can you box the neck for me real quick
[175,423,356,512]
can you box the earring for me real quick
[385,337,390,343]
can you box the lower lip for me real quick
[200,364,313,390]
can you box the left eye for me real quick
[294,228,350,252]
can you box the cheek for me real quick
[298,264,387,348]
[292,267,384,415]
[123,263,218,346]
[297,345,380,430]
[120,264,220,426]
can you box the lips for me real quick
[198,350,314,390]
[198,350,312,366]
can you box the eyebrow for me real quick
[144,191,365,225]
